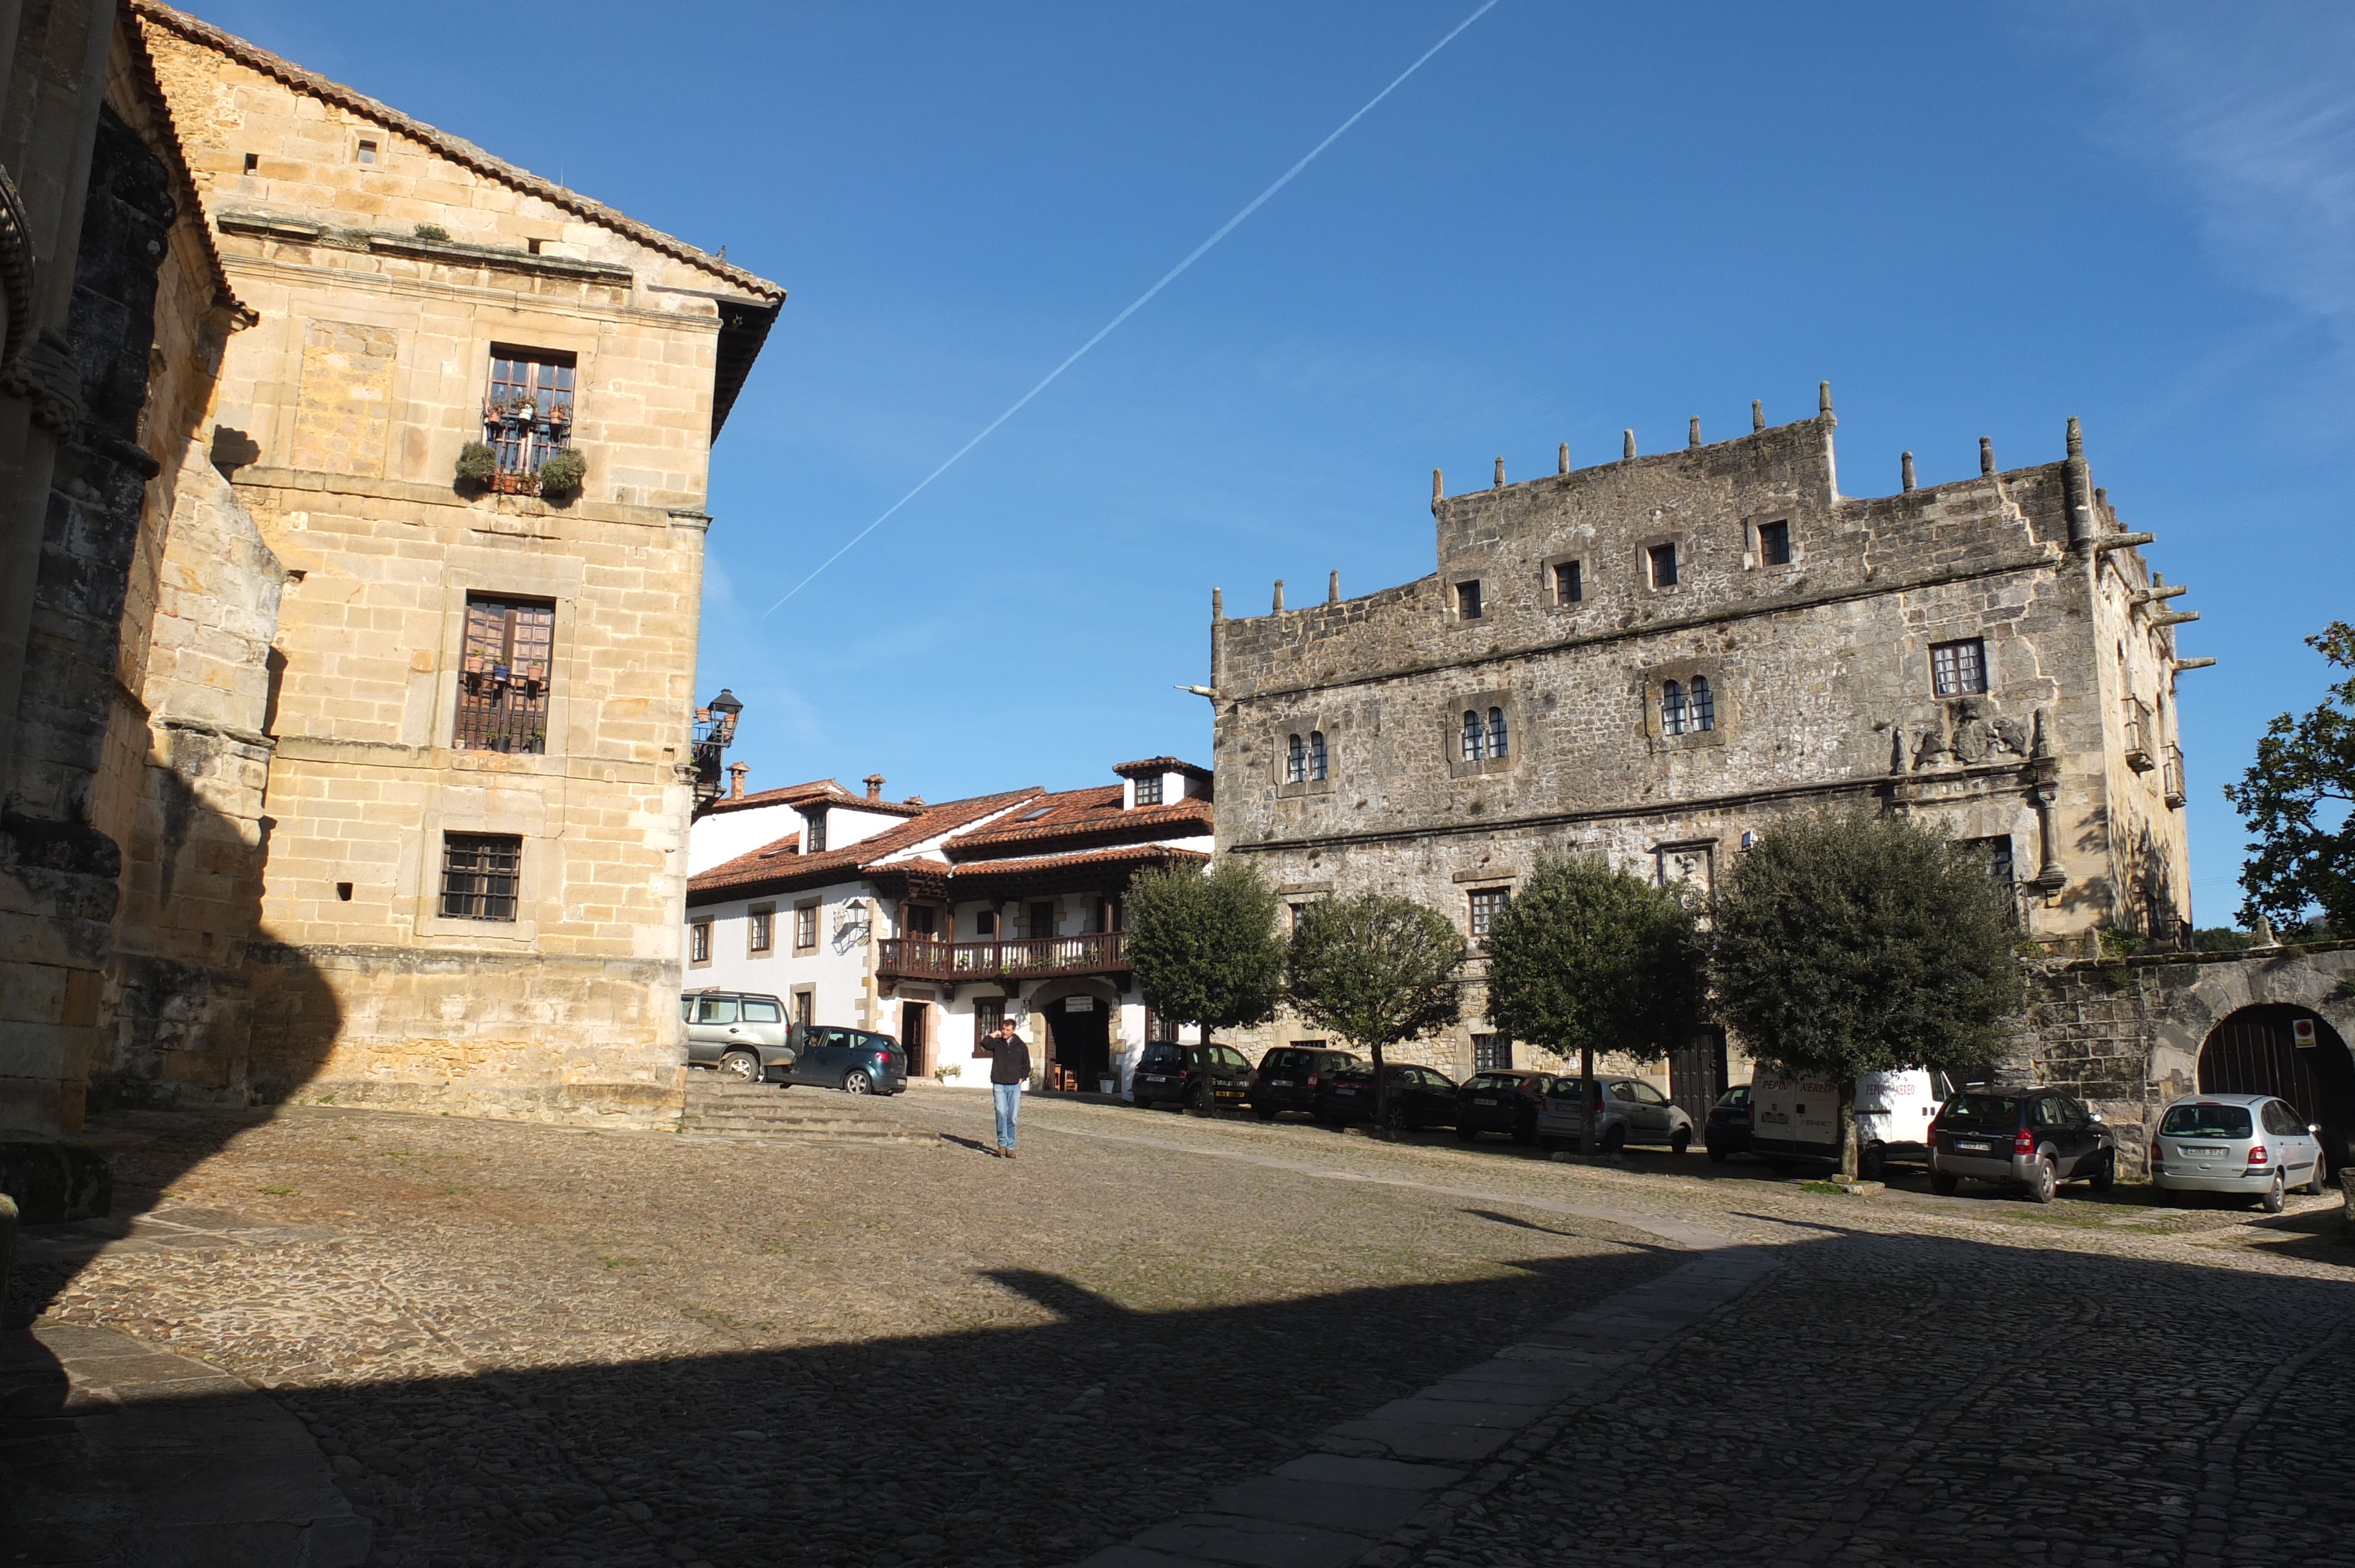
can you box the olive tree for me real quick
[1482,854,1707,1155]
[1123,858,1286,1054]
[1710,807,2025,1178]
[1285,892,1464,1133]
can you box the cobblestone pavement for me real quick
[12,1084,2353,1568]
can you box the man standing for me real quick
[975,1015,1031,1158]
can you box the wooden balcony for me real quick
[877,931,1129,984]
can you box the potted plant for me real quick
[455,441,497,489]
[536,447,586,499]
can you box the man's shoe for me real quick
[1003,1146,1016,1160]
[991,1143,1006,1158]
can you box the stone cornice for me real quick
[217,211,637,284]
[228,467,703,531]
[269,736,681,785]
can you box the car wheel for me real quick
[1706,1143,1730,1164]
[1537,1135,1562,1151]
[1455,1124,1478,1142]
[2028,1155,2058,1205]
[1189,1081,1216,1117]
[2088,1150,2116,1192]
[720,1049,761,1082]
[1600,1125,1627,1155]
[843,1069,874,1095]
[1511,1125,1537,1147]
[2261,1170,2286,1215]
[2303,1158,2329,1197]
[1670,1127,1691,1155]
[1858,1142,1886,1182]
[1930,1170,1959,1196]
[1381,1101,1409,1132]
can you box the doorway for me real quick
[901,1002,929,1080]
[1046,995,1111,1092]
[2198,1004,2355,1174]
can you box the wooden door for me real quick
[2200,1004,2355,1173]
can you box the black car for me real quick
[1454,1071,1555,1144]
[1704,1085,1754,1162]
[1132,1041,1255,1112]
[1315,1063,1458,1131]
[1927,1084,2117,1202]
[1250,1045,1362,1119]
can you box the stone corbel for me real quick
[0,327,82,439]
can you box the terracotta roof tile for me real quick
[687,788,1041,903]
[1112,756,1212,779]
[950,793,1215,858]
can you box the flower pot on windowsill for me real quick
[536,447,586,501]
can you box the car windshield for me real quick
[1142,1044,1183,1068]
[2160,1103,2253,1139]
[1943,1093,2018,1129]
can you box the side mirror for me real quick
[2312,1123,2324,1135]
[2088,1112,2104,1124]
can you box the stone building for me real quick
[1,1,780,1155]
[684,761,1215,1092]
[1208,391,2204,1100]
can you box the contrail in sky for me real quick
[762,0,1504,613]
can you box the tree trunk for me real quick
[1579,1044,1597,1158]
[1371,1038,1389,1138]
[1837,1076,1859,1181]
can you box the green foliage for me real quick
[1711,807,2025,1082]
[1482,853,1706,1067]
[1285,893,1464,1061]
[2226,622,2355,933]
[413,222,451,241]
[536,447,588,497]
[1124,858,1285,1036]
[2193,926,2256,954]
[2096,928,2147,960]
[455,441,497,485]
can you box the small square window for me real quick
[748,905,774,954]
[440,833,520,922]
[1759,520,1792,566]
[1468,886,1510,941]
[1554,560,1583,604]
[243,152,260,174]
[356,138,379,165]
[1133,774,1163,806]
[1457,580,1484,620]
[1472,1034,1512,1071]
[689,921,712,964]
[1648,543,1679,588]
[1931,637,1988,697]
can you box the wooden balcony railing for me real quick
[877,931,1127,982]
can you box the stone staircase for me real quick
[678,1072,921,1145]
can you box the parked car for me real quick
[781,1024,906,1095]
[1249,1045,1361,1119]
[1750,1068,1953,1175]
[1133,1041,1255,1112]
[1535,1075,1694,1154]
[2150,1094,2329,1213]
[1315,1063,1459,1131]
[1704,1085,1753,1162]
[1454,1070,1555,1144]
[681,989,797,1082]
[1926,1085,2114,1202]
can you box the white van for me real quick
[1750,1067,1955,1177]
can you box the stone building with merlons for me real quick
[1208,390,2204,1107]
[0,1,779,1167]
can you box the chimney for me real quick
[864,773,884,800]
[726,761,748,801]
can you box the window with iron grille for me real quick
[482,347,576,491]
[1758,520,1792,566]
[794,903,818,951]
[689,920,712,964]
[748,905,773,954]
[1462,710,1483,762]
[1468,886,1509,941]
[1931,637,1988,697]
[1472,1034,1512,1071]
[1485,707,1508,759]
[455,595,555,753]
[1285,733,1306,783]
[1661,679,1687,736]
[1133,773,1163,806]
[440,833,520,922]
[1554,560,1583,604]
[1308,730,1328,780]
[1688,676,1714,732]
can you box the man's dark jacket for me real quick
[977,1031,1031,1086]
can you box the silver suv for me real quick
[681,989,797,1082]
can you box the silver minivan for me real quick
[2151,1094,2329,1213]
[1535,1075,1696,1154]
[681,989,796,1081]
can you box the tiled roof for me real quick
[950,791,1215,858]
[945,844,1208,880]
[686,789,1040,905]
[701,779,928,819]
[1112,756,1212,779]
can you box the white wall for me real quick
[689,800,804,874]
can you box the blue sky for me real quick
[203,1,2354,926]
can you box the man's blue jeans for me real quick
[994,1082,1023,1151]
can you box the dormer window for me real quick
[1134,773,1163,806]
[804,808,828,853]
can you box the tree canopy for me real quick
[2225,621,2355,934]
[1285,892,1463,1124]
[1711,807,2025,1088]
[1123,858,1286,1037]
[1482,853,1707,1072]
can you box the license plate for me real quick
[1269,1078,1293,1087]
[1473,1097,1498,1105]
[1143,1074,1169,1082]
[1338,1088,1361,1096]
[1956,1141,1992,1153]
[2181,1146,2225,1157]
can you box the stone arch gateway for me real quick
[2197,1005,2354,1176]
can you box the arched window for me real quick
[1661,680,1687,736]
[1308,730,1328,781]
[1485,707,1508,759]
[1285,733,1306,784]
[1462,710,1483,762]
[1689,676,1714,732]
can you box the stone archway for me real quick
[1026,977,1123,1093]
[2198,1004,2355,1175]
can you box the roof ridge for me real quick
[130,0,783,302]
